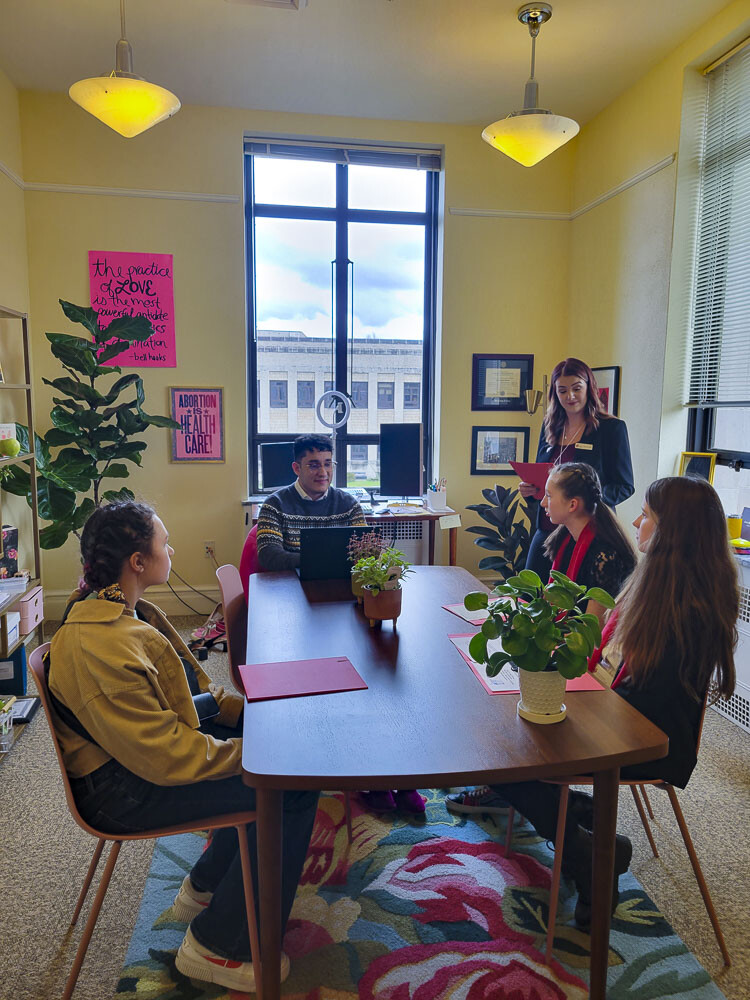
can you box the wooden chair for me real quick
[29,643,261,1000]
[216,563,353,844]
[503,697,730,966]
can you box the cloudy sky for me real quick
[254,160,427,342]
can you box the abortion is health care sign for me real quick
[170,388,225,463]
[89,250,176,367]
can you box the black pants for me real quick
[69,720,319,963]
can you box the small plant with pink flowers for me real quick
[347,529,385,565]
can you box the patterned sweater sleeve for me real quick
[256,496,300,571]
[348,501,367,526]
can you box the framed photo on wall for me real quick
[678,451,716,484]
[170,387,225,463]
[591,366,620,416]
[471,354,533,411]
[471,425,530,475]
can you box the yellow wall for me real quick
[2,0,750,609]
[566,0,750,526]
[12,94,573,608]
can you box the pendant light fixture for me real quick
[69,0,180,138]
[482,3,578,167]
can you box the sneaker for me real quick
[445,786,511,816]
[395,789,426,814]
[175,926,289,992]
[360,790,397,812]
[172,875,213,923]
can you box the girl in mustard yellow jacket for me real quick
[50,501,318,994]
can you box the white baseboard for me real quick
[45,584,221,621]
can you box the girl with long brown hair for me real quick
[450,476,737,928]
[520,358,634,580]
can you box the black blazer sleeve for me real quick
[598,418,634,508]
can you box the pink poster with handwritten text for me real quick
[89,250,176,367]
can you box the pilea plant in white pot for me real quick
[464,569,615,724]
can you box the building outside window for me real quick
[297,380,315,408]
[403,382,420,409]
[377,382,394,409]
[245,139,440,491]
[270,379,287,408]
[352,381,368,408]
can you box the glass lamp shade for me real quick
[482,111,579,167]
[69,75,181,138]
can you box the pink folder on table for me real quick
[509,461,553,500]
[238,656,367,703]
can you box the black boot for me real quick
[564,824,632,929]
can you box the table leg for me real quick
[589,767,618,999]
[256,787,283,1000]
[428,519,435,565]
[449,526,457,566]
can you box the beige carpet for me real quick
[1,617,748,1000]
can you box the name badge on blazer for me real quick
[575,442,593,451]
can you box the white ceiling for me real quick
[0,0,732,126]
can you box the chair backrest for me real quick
[215,563,247,694]
[28,642,106,839]
[239,523,260,601]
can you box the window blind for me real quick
[687,44,750,407]
[244,137,441,171]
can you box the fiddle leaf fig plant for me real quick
[464,569,615,679]
[0,299,179,549]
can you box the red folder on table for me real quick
[238,656,367,703]
[509,461,553,500]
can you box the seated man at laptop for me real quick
[256,434,367,571]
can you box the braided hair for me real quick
[543,462,636,573]
[79,501,156,595]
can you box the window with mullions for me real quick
[686,45,750,484]
[245,140,440,493]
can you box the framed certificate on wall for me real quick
[471,354,533,411]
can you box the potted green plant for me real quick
[347,529,385,603]
[464,569,615,724]
[352,546,413,627]
[465,484,533,583]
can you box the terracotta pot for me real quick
[351,571,366,605]
[363,586,402,627]
[517,668,567,724]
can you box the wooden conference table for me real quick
[242,566,668,1000]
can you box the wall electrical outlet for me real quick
[203,540,215,559]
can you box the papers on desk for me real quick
[239,656,367,702]
[443,603,489,626]
[386,504,428,516]
[449,634,604,696]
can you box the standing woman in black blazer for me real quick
[521,358,635,580]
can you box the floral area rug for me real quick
[116,789,725,999]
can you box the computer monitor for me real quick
[260,442,295,491]
[379,423,423,497]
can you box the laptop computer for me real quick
[297,525,371,581]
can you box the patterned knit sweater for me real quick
[256,484,366,571]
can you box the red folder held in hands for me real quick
[238,656,367,703]
[509,461,553,500]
